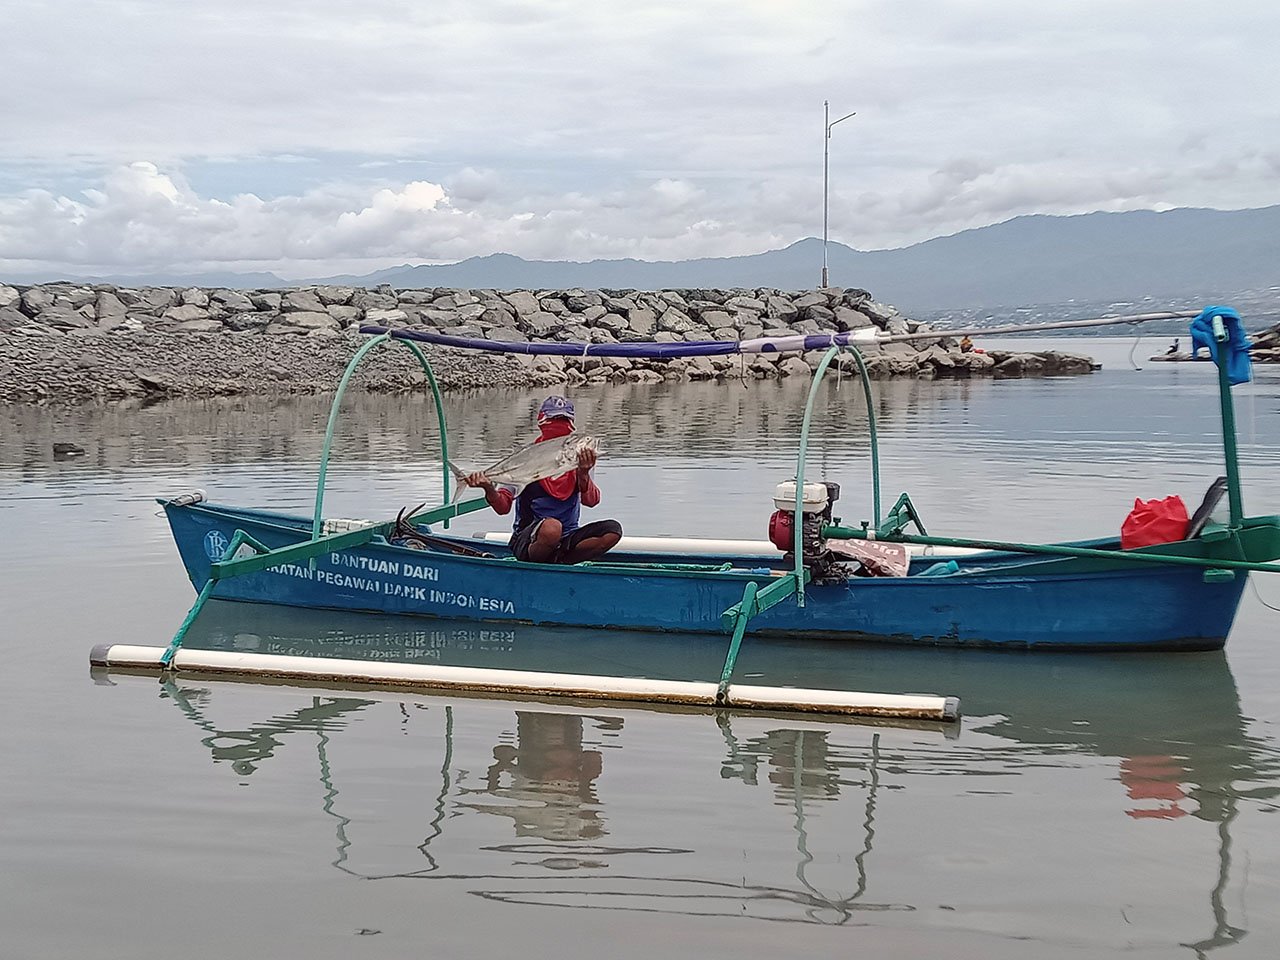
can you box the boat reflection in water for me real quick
[139,599,1280,949]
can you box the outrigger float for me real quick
[91,305,1280,720]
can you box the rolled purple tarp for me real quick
[359,325,876,358]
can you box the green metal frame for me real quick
[1210,314,1245,528]
[793,344,881,605]
[714,343,880,698]
[163,333,459,670]
[877,492,928,538]
[818,309,1273,574]
[312,332,452,541]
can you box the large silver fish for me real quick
[447,433,600,503]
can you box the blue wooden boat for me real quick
[164,498,1268,650]
[159,306,1280,662]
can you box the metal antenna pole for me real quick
[821,102,856,289]
[822,100,829,289]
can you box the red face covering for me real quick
[536,417,578,499]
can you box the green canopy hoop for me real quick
[793,344,881,605]
[312,332,452,541]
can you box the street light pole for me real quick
[822,99,856,288]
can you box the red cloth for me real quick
[1120,496,1189,549]
[536,418,579,500]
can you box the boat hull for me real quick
[165,502,1251,651]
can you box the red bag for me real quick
[1121,496,1189,549]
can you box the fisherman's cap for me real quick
[537,395,575,421]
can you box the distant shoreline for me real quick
[1,281,1099,404]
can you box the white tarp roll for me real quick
[474,532,984,559]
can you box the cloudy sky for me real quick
[2,0,1278,280]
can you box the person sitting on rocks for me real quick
[466,396,623,564]
[959,335,974,353]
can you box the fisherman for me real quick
[959,335,974,353]
[466,396,623,564]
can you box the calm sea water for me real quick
[2,337,1280,959]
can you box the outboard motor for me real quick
[768,480,842,579]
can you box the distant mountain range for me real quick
[9,205,1280,314]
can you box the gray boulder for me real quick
[95,291,127,324]
[22,287,56,315]
[364,308,410,326]
[397,290,436,305]
[804,305,837,326]
[725,295,766,312]
[592,311,629,335]
[792,292,828,310]
[657,309,699,336]
[626,308,657,336]
[834,307,873,330]
[479,306,515,328]
[326,306,362,327]
[352,290,397,312]
[0,305,27,329]
[523,311,560,337]
[603,295,637,313]
[35,305,92,330]
[780,356,812,377]
[282,290,326,313]
[162,304,211,323]
[315,285,355,305]
[502,291,540,315]
[766,296,798,321]
[210,289,256,312]
[222,311,273,332]
[142,288,178,312]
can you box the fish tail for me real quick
[446,460,468,503]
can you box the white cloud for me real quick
[2,1,1280,276]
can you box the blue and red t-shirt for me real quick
[512,482,581,534]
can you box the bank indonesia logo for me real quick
[204,530,230,560]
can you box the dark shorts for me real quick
[509,518,623,563]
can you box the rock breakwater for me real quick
[0,281,1096,403]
